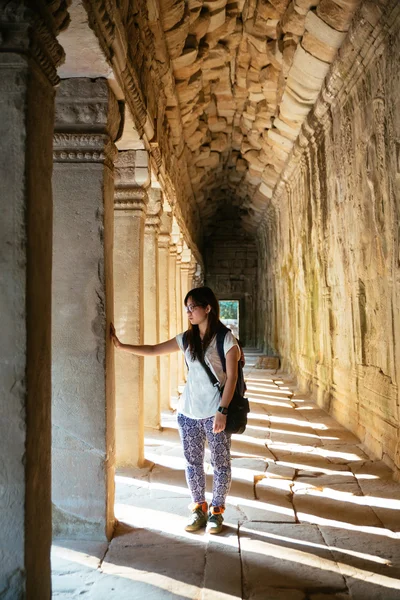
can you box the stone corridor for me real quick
[52,352,400,599]
[2,0,400,597]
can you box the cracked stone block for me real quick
[240,522,346,594]
[294,493,382,528]
[202,538,242,599]
[319,526,400,600]
[266,463,297,480]
[293,472,356,487]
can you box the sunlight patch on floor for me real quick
[239,528,391,565]
[240,528,400,588]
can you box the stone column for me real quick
[169,240,180,403]
[158,211,173,411]
[180,246,193,385]
[0,3,67,596]
[114,150,149,467]
[181,245,193,305]
[192,262,204,288]
[189,259,197,292]
[175,238,186,387]
[143,189,162,428]
[52,78,121,541]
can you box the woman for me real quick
[111,286,239,534]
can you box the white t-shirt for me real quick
[176,330,240,419]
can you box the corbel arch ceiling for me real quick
[158,0,362,233]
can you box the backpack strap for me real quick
[216,324,229,372]
[199,356,221,390]
[216,325,246,394]
[183,325,231,374]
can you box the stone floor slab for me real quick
[293,471,356,487]
[240,522,346,595]
[51,541,108,598]
[319,526,400,600]
[266,463,297,480]
[294,494,382,528]
[201,537,242,599]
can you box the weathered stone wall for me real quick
[257,2,400,475]
[205,234,258,345]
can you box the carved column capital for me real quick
[144,216,160,232]
[169,241,177,257]
[0,1,69,85]
[114,150,150,214]
[114,187,148,215]
[54,78,122,169]
[180,244,192,272]
[158,233,170,249]
[192,262,203,288]
[175,239,183,264]
[115,149,150,188]
[145,187,162,232]
[158,211,172,249]
[188,258,197,277]
[180,262,191,274]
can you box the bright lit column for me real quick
[52,79,121,541]
[114,149,149,467]
[175,237,186,387]
[189,258,198,292]
[158,210,172,411]
[168,240,179,404]
[143,188,162,428]
[181,244,193,314]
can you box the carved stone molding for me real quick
[81,0,148,136]
[114,187,148,214]
[55,78,121,138]
[158,211,172,248]
[115,150,150,189]
[0,0,69,84]
[192,263,203,288]
[158,233,170,248]
[144,215,160,233]
[54,78,121,167]
[145,188,162,231]
[81,0,115,63]
[53,133,116,165]
[121,64,148,136]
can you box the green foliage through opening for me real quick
[219,300,239,320]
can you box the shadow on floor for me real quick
[52,358,400,599]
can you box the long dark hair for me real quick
[184,287,222,361]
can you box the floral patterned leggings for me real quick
[177,413,232,508]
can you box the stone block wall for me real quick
[205,237,258,346]
[257,2,400,475]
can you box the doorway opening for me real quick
[219,300,240,339]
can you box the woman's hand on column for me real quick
[110,323,121,348]
[213,411,227,433]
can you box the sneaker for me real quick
[206,506,224,535]
[185,502,208,532]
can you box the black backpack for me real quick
[182,324,250,434]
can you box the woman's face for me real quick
[185,296,210,326]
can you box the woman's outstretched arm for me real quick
[110,323,180,356]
